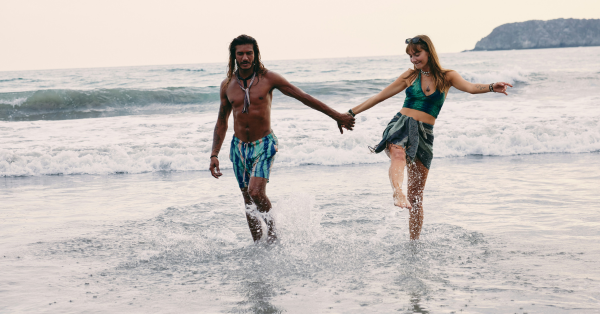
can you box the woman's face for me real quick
[408,48,429,70]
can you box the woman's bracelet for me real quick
[489,83,495,92]
[210,155,218,159]
[348,109,356,117]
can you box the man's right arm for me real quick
[209,81,233,179]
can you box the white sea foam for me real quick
[1,97,27,107]
[2,47,600,176]
[1,94,599,177]
[458,67,530,85]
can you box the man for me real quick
[209,34,355,243]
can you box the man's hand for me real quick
[336,112,355,134]
[209,157,222,179]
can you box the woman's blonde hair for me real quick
[405,35,452,93]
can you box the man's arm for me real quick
[209,81,233,179]
[269,72,355,133]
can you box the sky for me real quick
[0,0,599,72]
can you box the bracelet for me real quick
[210,155,218,159]
[489,83,495,92]
[348,109,356,117]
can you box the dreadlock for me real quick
[223,34,267,91]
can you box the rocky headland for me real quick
[472,18,600,51]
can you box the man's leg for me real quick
[406,159,429,241]
[240,187,264,242]
[247,177,277,243]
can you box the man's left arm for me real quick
[270,72,355,133]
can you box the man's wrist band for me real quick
[489,83,494,92]
[348,109,356,117]
[210,155,218,159]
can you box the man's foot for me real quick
[266,233,278,244]
[254,210,277,244]
[393,191,412,209]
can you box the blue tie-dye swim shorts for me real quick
[229,132,278,188]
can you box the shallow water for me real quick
[2,153,599,313]
[2,46,600,313]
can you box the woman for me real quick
[347,35,512,240]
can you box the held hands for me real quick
[336,112,355,134]
[493,82,513,95]
[209,156,222,179]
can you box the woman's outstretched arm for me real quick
[447,71,513,95]
[351,70,413,115]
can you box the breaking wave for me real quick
[0,87,220,120]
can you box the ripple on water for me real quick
[20,193,599,313]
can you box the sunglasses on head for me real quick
[405,37,424,45]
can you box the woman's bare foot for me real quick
[393,190,412,209]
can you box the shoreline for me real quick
[1,152,599,313]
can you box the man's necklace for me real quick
[236,71,254,88]
[235,70,256,114]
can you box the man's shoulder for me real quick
[220,77,230,88]
[261,69,280,80]
[261,70,287,86]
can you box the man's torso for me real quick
[226,72,274,142]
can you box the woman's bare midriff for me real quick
[399,108,436,125]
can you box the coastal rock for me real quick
[473,18,600,51]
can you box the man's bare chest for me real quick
[227,81,273,107]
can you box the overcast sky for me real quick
[1,0,598,71]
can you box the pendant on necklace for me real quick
[426,85,430,92]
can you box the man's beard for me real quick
[236,60,253,69]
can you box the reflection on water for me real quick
[234,279,284,314]
[408,292,430,314]
[2,154,600,313]
[395,242,432,314]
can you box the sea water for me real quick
[1,47,599,313]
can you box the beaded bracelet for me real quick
[489,83,494,92]
[210,155,218,159]
[348,109,356,117]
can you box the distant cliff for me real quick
[472,18,600,51]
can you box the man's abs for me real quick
[226,75,274,142]
[232,108,272,142]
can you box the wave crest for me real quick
[0,87,220,120]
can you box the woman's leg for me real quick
[388,143,412,209]
[406,159,429,240]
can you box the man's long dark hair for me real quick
[224,34,267,90]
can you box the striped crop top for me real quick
[402,71,446,119]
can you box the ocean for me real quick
[1,46,599,313]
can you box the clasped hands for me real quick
[336,111,356,134]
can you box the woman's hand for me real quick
[337,112,355,134]
[493,82,513,95]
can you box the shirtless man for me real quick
[209,34,355,243]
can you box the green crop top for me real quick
[402,72,446,119]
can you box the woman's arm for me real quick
[447,71,513,95]
[351,70,412,115]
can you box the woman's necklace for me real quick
[421,70,431,92]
